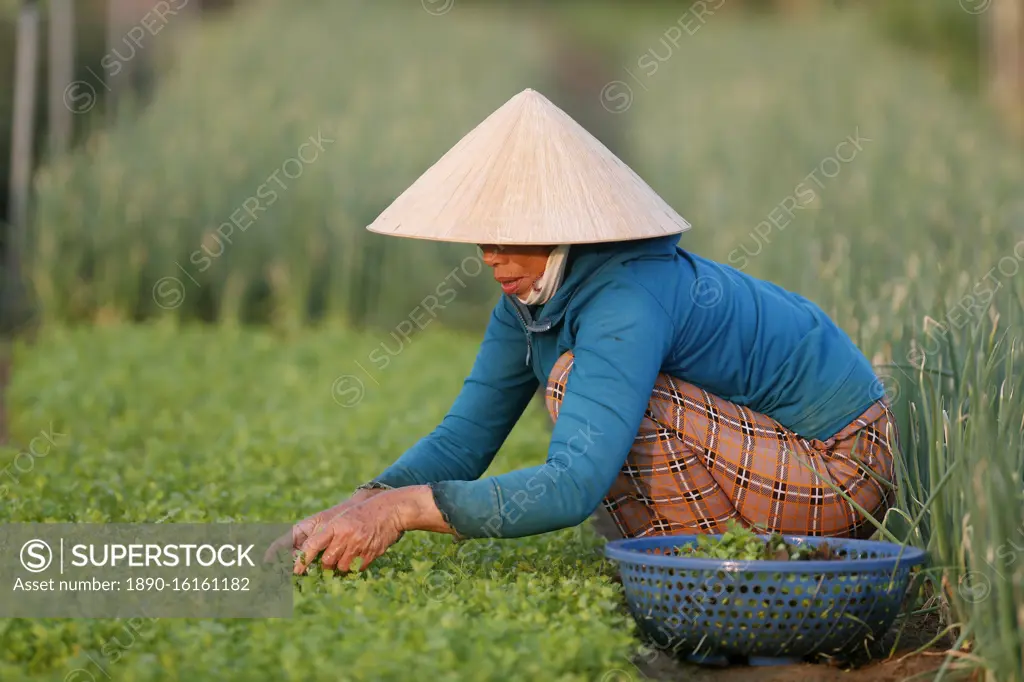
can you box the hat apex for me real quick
[366,88,691,245]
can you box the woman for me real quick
[286,89,896,575]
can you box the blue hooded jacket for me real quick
[371,235,883,539]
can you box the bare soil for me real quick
[636,650,975,682]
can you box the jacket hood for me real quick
[507,234,681,329]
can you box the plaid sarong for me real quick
[544,351,897,539]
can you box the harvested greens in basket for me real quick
[673,521,841,561]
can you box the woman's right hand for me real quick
[264,488,387,563]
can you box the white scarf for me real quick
[518,245,571,306]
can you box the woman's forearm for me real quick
[370,432,480,488]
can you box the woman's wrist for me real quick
[388,485,455,535]
[323,488,383,516]
[350,488,385,503]
[354,480,395,494]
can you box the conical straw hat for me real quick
[366,88,691,245]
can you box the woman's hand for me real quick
[292,485,454,574]
[264,488,385,564]
[292,492,404,574]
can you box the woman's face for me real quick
[479,244,554,297]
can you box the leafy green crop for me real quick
[0,325,637,681]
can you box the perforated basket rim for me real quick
[604,534,927,574]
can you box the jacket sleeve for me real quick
[429,281,676,539]
[368,298,539,490]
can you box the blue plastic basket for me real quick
[604,534,926,666]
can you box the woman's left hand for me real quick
[292,494,405,575]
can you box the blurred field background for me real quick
[1,0,1023,680]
